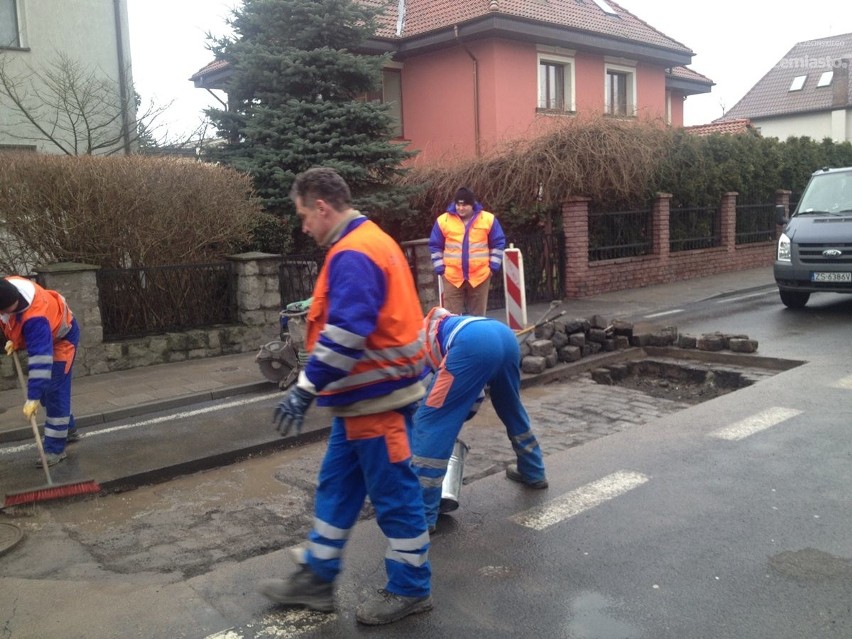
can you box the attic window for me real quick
[817,71,833,87]
[592,0,618,15]
[789,75,806,91]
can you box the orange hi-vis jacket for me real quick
[304,217,425,407]
[1,276,76,399]
[1,276,74,352]
[433,209,503,288]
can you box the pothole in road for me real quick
[590,357,779,404]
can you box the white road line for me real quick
[0,392,280,456]
[644,309,683,319]
[205,611,336,639]
[714,291,771,304]
[511,470,649,531]
[709,407,802,441]
[832,375,852,389]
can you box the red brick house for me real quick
[191,0,713,165]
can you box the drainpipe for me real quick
[113,0,132,154]
[454,25,481,157]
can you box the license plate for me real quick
[811,272,852,282]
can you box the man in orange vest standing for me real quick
[1,276,80,466]
[429,187,506,316]
[259,167,433,626]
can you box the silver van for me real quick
[774,166,852,308]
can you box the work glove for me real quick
[4,340,13,356]
[273,385,316,437]
[23,400,39,419]
[434,265,445,276]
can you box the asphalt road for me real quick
[3,287,852,638]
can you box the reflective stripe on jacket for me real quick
[430,208,505,287]
[0,276,75,399]
[305,218,425,407]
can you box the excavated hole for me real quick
[590,358,775,404]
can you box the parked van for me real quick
[774,166,852,308]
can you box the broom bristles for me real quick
[3,480,101,508]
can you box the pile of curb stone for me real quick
[519,314,759,375]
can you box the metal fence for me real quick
[588,208,653,261]
[97,262,237,340]
[279,249,326,305]
[487,231,565,310]
[735,201,777,244]
[669,206,721,252]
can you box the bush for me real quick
[0,154,266,274]
[399,117,852,236]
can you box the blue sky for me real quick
[127,0,852,139]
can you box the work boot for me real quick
[66,428,80,443]
[355,588,433,626]
[257,565,335,612]
[506,463,548,489]
[35,451,67,467]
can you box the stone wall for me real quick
[0,253,283,391]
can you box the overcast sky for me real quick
[127,0,852,139]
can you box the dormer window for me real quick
[817,71,833,87]
[789,75,806,91]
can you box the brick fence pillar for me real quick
[561,196,590,298]
[401,238,437,312]
[720,192,738,251]
[227,252,282,327]
[652,193,672,260]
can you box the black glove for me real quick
[273,386,316,436]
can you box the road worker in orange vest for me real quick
[429,187,506,316]
[260,167,432,626]
[1,276,81,467]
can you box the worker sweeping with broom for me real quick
[1,276,80,467]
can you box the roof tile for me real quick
[722,33,852,120]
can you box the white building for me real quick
[720,34,852,144]
[0,0,135,154]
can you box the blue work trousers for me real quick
[41,319,79,454]
[304,409,431,598]
[412,319,546,527]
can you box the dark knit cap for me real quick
[454,187,476,205]
[0,278,19,310]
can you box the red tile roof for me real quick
[372,0,692,55]
[189,59,228,83]
[684,119,755,136]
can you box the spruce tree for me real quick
[206,0,414,248]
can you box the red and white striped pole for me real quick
[502,244,527,330]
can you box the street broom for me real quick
[3,351,100,508]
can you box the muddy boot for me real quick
[506,463,548,489]
[355,588,433,625]
[258,565,335,612]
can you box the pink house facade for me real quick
[191,1,713,166]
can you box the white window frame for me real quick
[537,51,575,113]
[817,71,833,87]
[789,75,807,91]
[605,61,636,117]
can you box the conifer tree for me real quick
[206,0,414,248]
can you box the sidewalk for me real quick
[1,266,776,441]
[0,266,776,497]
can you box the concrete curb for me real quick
[0,380,277,444]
